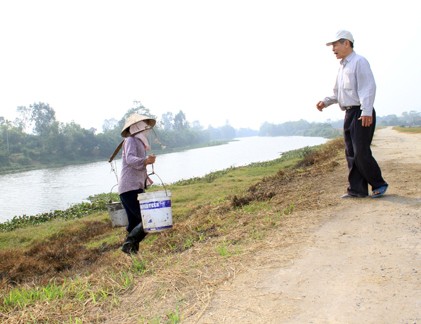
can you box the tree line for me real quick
[0,102,246,173]
[1,101,418,173]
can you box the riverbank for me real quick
[0,127,419,323]
[0,140,231,175]
[1,135,327,221]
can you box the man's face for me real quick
[331,40,351,60]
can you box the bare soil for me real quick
[188,127,421,324]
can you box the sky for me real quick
[1,0,420,132]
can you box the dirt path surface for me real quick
[190,128,421,324]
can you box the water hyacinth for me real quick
[0,193,118,232]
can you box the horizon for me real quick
[1,1,420,130]
[2,108,418,134]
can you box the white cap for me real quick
[326,30,354,46]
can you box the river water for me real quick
[0,136,327,222]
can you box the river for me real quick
[0,136,327,222]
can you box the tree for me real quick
[0,121,27,155]
[174,110,189,130]
[30,102,57,136]
[15,106,32,132]
[405,110,421,126]
[102,118,118,132]
[160,112,174,131]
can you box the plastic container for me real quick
[106,202,128,227]
[138,190,173,232]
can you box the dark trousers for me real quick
[343,108,387,196]
[119,188,144,233]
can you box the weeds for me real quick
[250,228,265,241]
[131,258,147,274]
[216,240,236,257]
[282,203,295,215]
[0,271,131,314]
[0,139,345,323]
[183,236,195,249]
[216,243,230,257]
[112,270,135,290]
[2,282,65,310]
[166,306,181,323]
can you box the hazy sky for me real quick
[1,0,420,131]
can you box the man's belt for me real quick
[343,105,361,110]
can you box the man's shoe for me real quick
[341,193,367,199]
[371,185,388,198]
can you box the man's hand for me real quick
[358,115,373,127]
[316,101,325,112]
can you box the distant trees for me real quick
[259,120,341,138]
[329,110,421,129]
[377,111,421,127]
[259,110,421,138]
[0,102,238,172]
[3,100,416,173]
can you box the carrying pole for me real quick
[108,139,124,163]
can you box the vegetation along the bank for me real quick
[0,138,345,323]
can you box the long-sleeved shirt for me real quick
[118,136,148,194]
[323,51,376,117]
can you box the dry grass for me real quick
[0,138,345,323]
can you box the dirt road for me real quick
[192,128,421,324]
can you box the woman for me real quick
[118,113,156,254]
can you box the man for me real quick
[316,30,388,198]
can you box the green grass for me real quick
[0,212,109,249]
[2,282,65,309]
[0,264,137,313]
[393,126,421,133]
[2,278,105,311]
[0,142,337,323]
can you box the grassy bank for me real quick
[0,138,344,323]
[393,126,421,133]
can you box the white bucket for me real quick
[138,190,173,233]
[106,202,128,227]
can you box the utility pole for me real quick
[6,127,9,153]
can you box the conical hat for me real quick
[121,113,156,137]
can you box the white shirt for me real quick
[323,51,376,117]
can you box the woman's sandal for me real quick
[371,185,388,198]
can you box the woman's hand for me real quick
[145,154,156,165]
